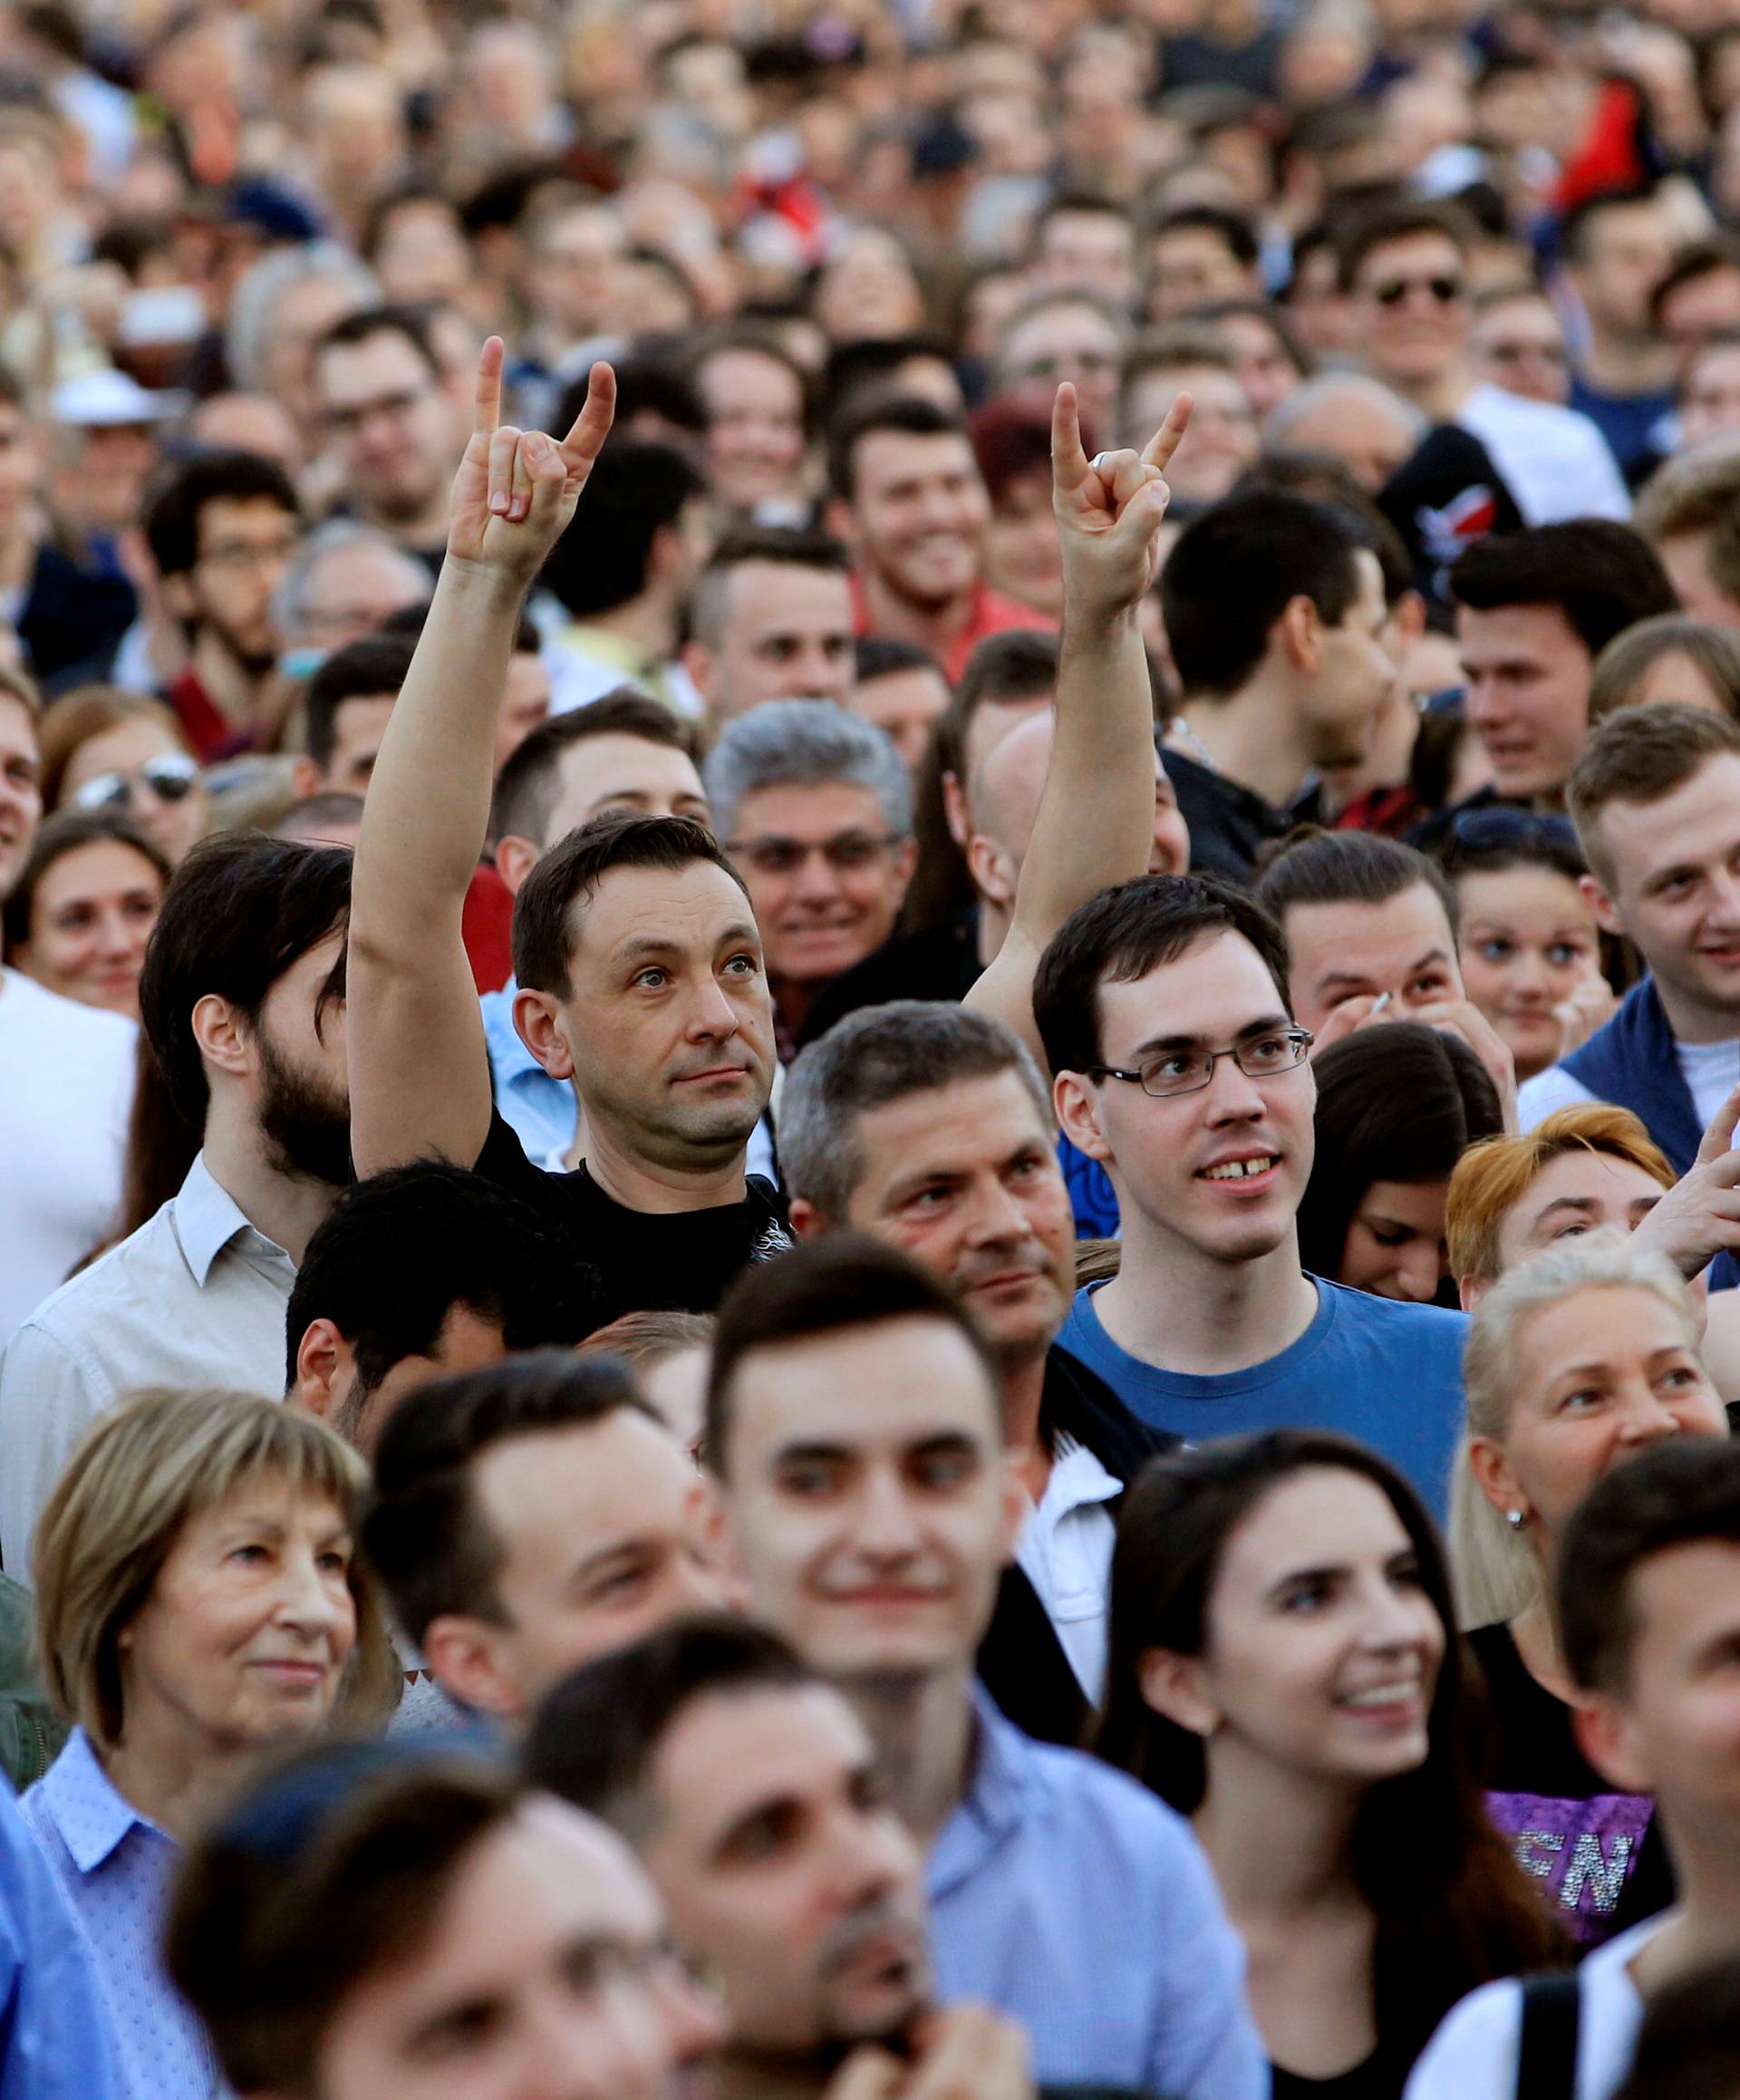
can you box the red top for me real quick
[463,860,516,993]
[850,575,1054,686]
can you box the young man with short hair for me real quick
[1522,705,1740,1172]
[294,631,417,797]
[531,1616,1047,2100]
[1161,489,1394,880]
[1560,184,1677,481]
[1447,520,1677,806]
[314,304,464,566]
[827,396,1051,683]
[1040,874,1468,1509]
[1634,443,1740,628]
[681,526,856,720]
[362,1352,725,1722]
[286,1160,600,1452]
[701,1234,1266,2100]
[167,1742,726,2100]
[849,635,950,772]
[0,833,355,1567]
[1406,1436,1740,2098]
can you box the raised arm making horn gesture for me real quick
[965,381,1192,1064]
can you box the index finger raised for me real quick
[1140,391,1194,474]
[473,334,505,440]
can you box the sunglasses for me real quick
[71,751,200,813]
[1450,807,1580,853]
[1373,275,1464,307]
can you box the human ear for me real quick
[1054,1069,1113,1165]
[495,832,540,896]
[1137,1646,1220,1738]
[1580,871,1621,940]
[420,1616,527,1718]
[1466,1434,1526,1523]
[292,1320,352,1415]
[514,987,575,1080]
[191,992,254,1084]
[966,829,1019,911]
[1572,1692,1650,1795]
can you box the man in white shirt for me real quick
[1339,199,1631,524]
[1406,1437,1740,2099]
[1520,705,1740,1176]
[0,669,138,1348]
[0,830,354,1570]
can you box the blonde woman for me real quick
[1451,1233,1726,1952]
[24,1389,397,2100]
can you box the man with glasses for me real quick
[1039,873,1468,1513]
[1339,200,1629,526]
[703,701,916,1053]
[990,291,1131,440]
[314,305,465,569]
[140,450,304,757]
[1470,285,1574,407]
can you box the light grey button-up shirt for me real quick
[0,1154,294,1575]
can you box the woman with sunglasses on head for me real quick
[1096,1429,1561,2098]
[2,810,169,1017]
[1441,809,1616,1084]
[37,687,208,866]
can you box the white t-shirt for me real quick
[1457,383,1631,527]
[1519,1035,1740,1137]
[0,971,135,1346]
[1404,1914,1663,2100]
[1014,1434,1120,1703]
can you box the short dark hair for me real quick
[1336,198,1477,293]
[314,301,441,377]
[377,599,541,655]
[1152,202,1260,269]
[489,690,693,850]
[362,1351,660,1647]
[1649,238,1740,332]
[1557,1438,1740,1695]
[1162,491,1362,699]
[827,394,974,503]
[1566,702,1740,890]
[303,634,416,773]
[1295,1021,1503,1281]
[541,440,706,621]
[167,1744,519,2098]
[142,450,300,581]
[689,525,851,649]
[137,832,352,1128]
[1447,522,1677,661]
[511,810,747,999]
[954,628,1059,713]
[2,808,169,955]
[525,1613,814,1825]
[285,1163,603,1397]
[1560,183,1661,268]
[779,1001,1051,1219]
[854,635,940,683]
[1255,827,1456,938]
[703,1234,1003,1475]
[1033,873,1293,1079]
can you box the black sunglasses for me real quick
[1374,275,1463,307]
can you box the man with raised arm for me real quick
[348,339,1187,1319]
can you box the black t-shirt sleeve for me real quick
[471,1107,562,1215]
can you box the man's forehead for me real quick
[730,1321,1000,1449]
[1359,231,1461,282]
[558,732,702,807]
[1099,927,1280,1037]
[1630,1539,1740,1664]
[1600,753,1740,876]
[852,1069,1049,1176]
[657,1679,872,1813]
[1290,883,1452,955]
[730,561,852,625]
[856,429,973,486]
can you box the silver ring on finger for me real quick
[1090,452,1114,473]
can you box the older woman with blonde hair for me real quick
[22,1388,397,2100]
[1451,1231,1727,1951]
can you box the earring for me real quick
[1506,1509,1526,1530]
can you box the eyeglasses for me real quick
[726,831,904,877]
[324,385,431,436]
[198,532,301,573]
[1088,1027,1313,1099]
[1014,352,1121,381]
[1373,275,1464,307]
[71,752,200,812]
[1449,807,1580,853]
[1481,339,1569,366]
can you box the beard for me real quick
[258,1031,354,1188]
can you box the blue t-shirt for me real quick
[1056,1274,1466,1515]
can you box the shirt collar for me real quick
[1034,1436,1122,1525]
[37,1727,160,1873]
[930,1682,1038,1900]
[174,1151,282,1284]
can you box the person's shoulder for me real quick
[1319,1278,1465,1341]
[1014,1728,1200,1846]
[1517,1061,1597,1131]
[0,972,135,1057]
[4,1200,176,1350]
[1401,1970,1523,2098]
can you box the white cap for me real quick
[49,368,188,428]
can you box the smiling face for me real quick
[1283,882,1462,1039]
[639,1683,930,2056]
[1349,229,1468,400]
[717,1314,1020,1683]
[698,349,808,512]
[13,836,164,1015]
[1154,1468,1445,1788]
[1455,863,1605,1081]
[1457,602,1592,802]
[58,714,207,864]
[1470,1284,1727,1556]
[116,1475,358,1756]
[1058,929,1315,1267]
[846,431,991,614]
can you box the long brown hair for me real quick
[1095,1431,1563,2065]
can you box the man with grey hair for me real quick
[273,519,431,669]
[779,998,1168,1742]
[1263,371,1428,492]
[704,699,915,1050]
[224,241,379,450]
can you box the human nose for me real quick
[1394,1241,1443,1304]
[276,1547,351,1639]
[543,1989,668,2100]
[1200,1049,1266,1120]
[791,846,841,899]
[649,1955,729,2069]
[1616,1378,1684,1444]
[684,973,743,1043]
[95,905,136,962]
[855,1467,924,1558]
[962,1173,1037,1247]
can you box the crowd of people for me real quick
[12,0,1740,2095]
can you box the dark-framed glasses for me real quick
[1373,275,1463,307]
[1088,1027,1313,1099]
[726,830,904,877]
[71,751,200,812]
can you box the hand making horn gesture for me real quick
[446,334,617,584]
[1051,381,1193,619]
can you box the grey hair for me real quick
[1264,371,1427,451]
[225,243,380,394]
[1450,1228,1705,1629]
[271,520,431,643]
[779,1000,1053,1218]
[703,700,912,843]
